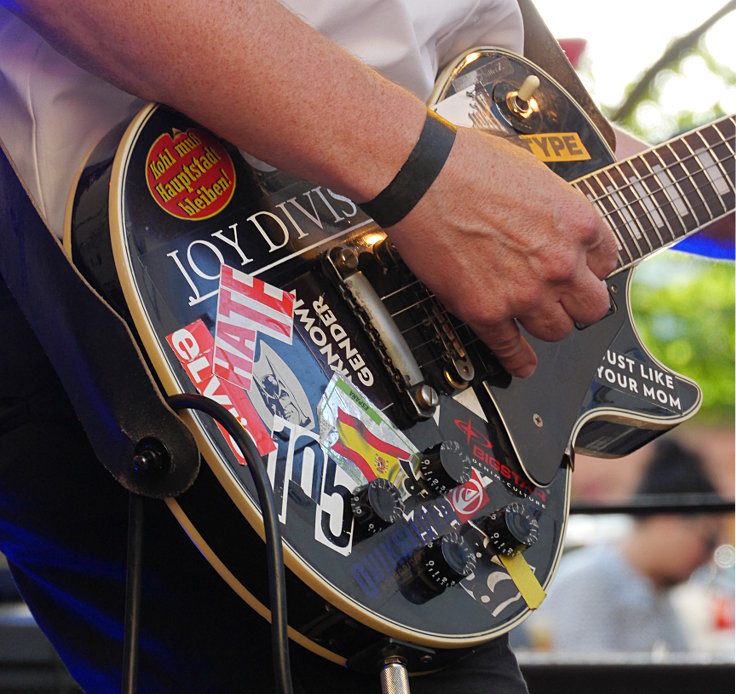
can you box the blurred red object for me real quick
[558,38,587,69]
[714,595,735,630]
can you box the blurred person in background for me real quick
[522,437,725,654]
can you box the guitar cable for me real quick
[167,393,294,694]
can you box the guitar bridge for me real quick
[324,237,474,420]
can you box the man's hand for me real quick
[384,125,620,378]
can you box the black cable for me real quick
[167,393,293,694]
[122,492,145,694]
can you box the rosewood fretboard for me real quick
[573,115,735,271]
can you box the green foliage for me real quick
[604,32,735,141]
[602,11,735,427]
[630,253,735,425]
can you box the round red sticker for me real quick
[145,128,236,221]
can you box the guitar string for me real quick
[576,134,734,260]
[381,146,733,312]
[377,131,734,305]
[409,121,736,367]
[386,135,734,303]
[380,162,730,317]
[398,222,731,366]
[581,145,733,231]
[575,142,733,271]
[376,126,735,363]
[575,128,733,216]
[584,114,735,200]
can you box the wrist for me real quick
[357,108,456,228]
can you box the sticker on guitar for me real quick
[596,348,683,413]
[166,319,276,458]
[145,127,236,220]
[213,263,295,392]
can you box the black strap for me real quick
[359,109,456,228]
[0,141,199,498]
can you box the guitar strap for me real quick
[0,139,199,498]
[517,0,616,150]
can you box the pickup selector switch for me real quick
[419,441,472,495]
[350,478,404,539]
[483,502,540,557]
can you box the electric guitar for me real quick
[66,47,734,672]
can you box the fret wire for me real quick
[597,167,648,258]
[580,146,733,208]
[634,156,685,243]
[608,161,661,253]
[618,158,666,248]
[581,116,733,195]
[581,155,728,250]
[575,177,634,264]
[638,152,687,241]
[644,146,697,239]
[682,135,729,217]
[593,171,643,261]
[668,139,718,221]
[676,137,733,220]
[615,151,682,250]
[390,120,735,332]
[593,169,643,255]
[578,125,733,207]
[714,120,736,157]
[692,130,732,209]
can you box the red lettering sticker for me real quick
[214,264,294,391]
[166,319,276,461]
[448,469,490,522]
[146,128,236,221]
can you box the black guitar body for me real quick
[67,48,718,670]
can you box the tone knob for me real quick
[350,478,404,539]
[482,502,539,557]
[400,532,477,604]
[419,441,472,495]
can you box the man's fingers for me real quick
[586,221,620,280]
[475,319,538,378]
[560,274,613,327]
[517,302,574,343]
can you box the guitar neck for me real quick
[573,115,735,273]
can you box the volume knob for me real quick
[350,478,404,539]
[483,502,539,557]
[419,441,472,495]
[400,532,477,603]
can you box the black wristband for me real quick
[359,109,456,228]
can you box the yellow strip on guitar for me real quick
[499,552,547,609]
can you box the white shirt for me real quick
[0,1,522,238]
[528,543,690,654]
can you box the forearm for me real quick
[9,0,426,202]
[8,1,620,377]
